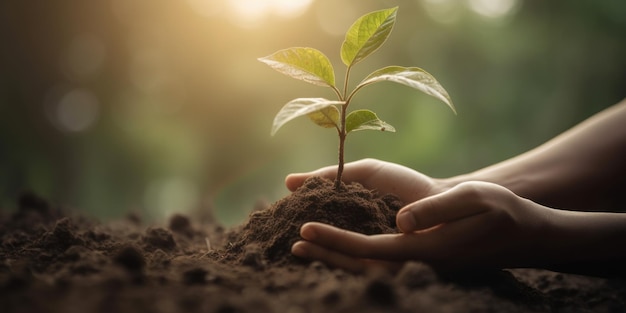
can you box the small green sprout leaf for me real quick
[346,109,396,133]
[341,7,398,67]
[357,66,456,114]
[271,98,345,136]
[308,106,340,129]
[258,47,336,87]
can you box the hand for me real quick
[285,158,447,205]
[291,181,553,272]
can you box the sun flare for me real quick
[229,0,312,18]
[186,0,314,27]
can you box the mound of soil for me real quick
[1,185,626,313]
[222,177,402,266]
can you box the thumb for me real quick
[285,165,338,191]
[396,182,493,232]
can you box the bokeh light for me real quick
[57,89,100,133]
[467,0,519,20]
[45,87,100,133]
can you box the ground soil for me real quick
[1,177,625,313]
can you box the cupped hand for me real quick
[292,181,553,272]
[285,158,447,205]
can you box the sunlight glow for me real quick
[421,0,520,24]
[227,0,313,18]
[467,0,519,19]
[187,0,314,27]
[186,0,222,18]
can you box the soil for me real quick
[1,177,626,313]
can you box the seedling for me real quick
[259,7,455,191]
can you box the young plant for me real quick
[259,7,455,191]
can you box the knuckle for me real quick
[454,181,516,208]
[455,181,490,204]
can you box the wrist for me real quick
[542,209,626,264]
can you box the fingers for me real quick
[291,183,529,271]
[396,182,504,232]
[285,158,435,203]
[285,159,384,192]
[297,222,414,260]
[292,220,495,271]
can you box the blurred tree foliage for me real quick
[1,0,624,224]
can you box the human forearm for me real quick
[546,210,626,261]
[537,209,626,275]
[444,99,626,211]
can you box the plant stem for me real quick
[342,66,351,100]
[335,103,348,191]
[334,66,352,191]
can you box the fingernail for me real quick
[300,223,317,240]
[397,210,417,232]
[291,241,308,257]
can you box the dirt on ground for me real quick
[1,177,625,313]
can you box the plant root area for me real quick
[2,177,625,313]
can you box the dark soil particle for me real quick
[113,245,146,272]
[168,214,194,238]
[1,185,626,313]
[182,267,208,285]
[365,278,396,306]
[142,227,177,251]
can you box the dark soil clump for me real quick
[222,177,403,265]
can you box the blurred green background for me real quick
[1,0,625,225]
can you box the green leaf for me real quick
[340,7,398,67]
[345,109,396,133]
[258,47,335,87]
[308,106,340,129]
[357,66,456,114]
[271,98,345,136]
